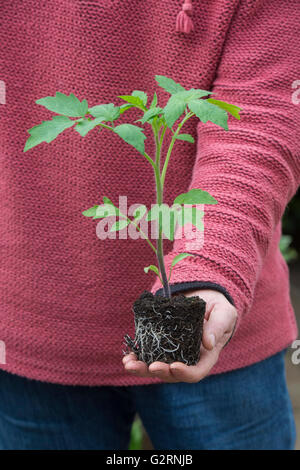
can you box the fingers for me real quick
[202,303,237,350]
[122,289,238,384]
[122,354,179,382]
[124,358,149,377]
[169,345,220,383]
[148,362,179,383]
[122,352,137,365]
[122,348,220,384]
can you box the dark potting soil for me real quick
[124,291,206,366]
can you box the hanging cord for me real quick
[176,0,194,34]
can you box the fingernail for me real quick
[209,334,216,348]
[127,369,137,374]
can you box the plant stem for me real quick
[126,216,157,255]
[161,111,194,186]
[153,120,171,298]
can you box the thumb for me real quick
[202,304,237,350]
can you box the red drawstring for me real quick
[176,0,194,34]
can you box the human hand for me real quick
[122,289,238,383]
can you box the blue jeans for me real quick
[0,350,296,450]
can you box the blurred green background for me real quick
[282,190,300,259]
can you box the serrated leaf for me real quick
[207,98,241,120]
[110,219,130,232]
[132,90,148,106]
[150,92,158,109]
[139,107,163,124]
[177,206,204,231]
[188,99,228,130]
[88,103,120,121]
[75,117,105,137]
[114,124,146,155]
[82,205,99,217]
[168,253,195,281]
[174,88,212,103]
[163,94,186,128]
[174,189,218,205]
[24,115,75,152]
[118,95,146,110]
[175,133,195,143]
[155,75,185,95]
[36,92,88,117]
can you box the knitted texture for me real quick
[0,0,299,385]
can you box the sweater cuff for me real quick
[154,281,235,307]
[150,254,246,333]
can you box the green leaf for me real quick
[168,253,195,281]
[133,205,147,221]
[114,124,146,155]
[173,88,212,103]
[110,219,130,232]
[207,98,241,120]
[82,203,119,220]
[177,206,204,231]
[75,117,105,137]
[36,92,88,117]
[163,94,186,128]
[150,92,158,109]
[144,265,162,282]
[103,196,114,205]
[93,203,119,219]
[88,103,120,121]
[132,90,148,106]
[155,75,185,95]
[82,205,99,217]
[175,133,195,143]
[188,99,228,130]
[119,103,134,114]
[171,253,195,267]
[138,107,163,124]
[174,188,218,205]
[24,115,75,152]
[101,197,121,217]
[118,95,146,110]
[146,204,177,241]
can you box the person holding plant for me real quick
[0,0,299,450]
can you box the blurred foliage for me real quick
[280,235,298,263]
[129,416,143,450]
[281,191,299,262]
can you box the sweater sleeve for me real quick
[151,0,300,324]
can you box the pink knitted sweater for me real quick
[0,0,299,386]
